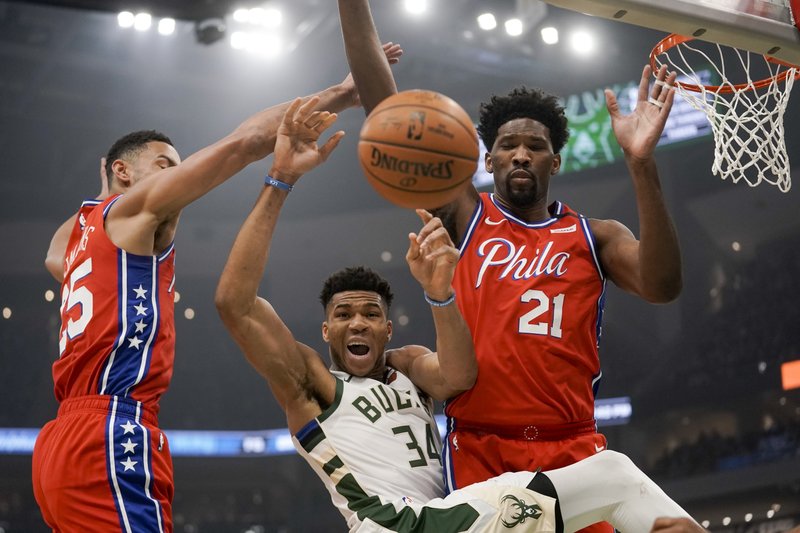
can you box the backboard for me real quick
[540,0,800,64]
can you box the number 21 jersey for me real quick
[447,193,606,427]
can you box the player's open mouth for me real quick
[347,343,370,357]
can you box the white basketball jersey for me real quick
[293,369,445,530]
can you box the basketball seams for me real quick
[361,164,474,195]
[366,102,478,143]
[358,138,479,162]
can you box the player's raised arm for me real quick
[215,97,344,433]
[594,64,682,303]
[399,209,477,401]
[337,0,398,114]
[104,80,357,255]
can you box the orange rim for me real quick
[649,33,800,94]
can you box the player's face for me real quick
[322,291,392,378]
[486,118,561,210]
[127,142,181,186]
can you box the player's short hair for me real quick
[320,266,394,311]
[105,130,174,184]
[477,87,570,154]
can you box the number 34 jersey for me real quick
[447,193,606,427]
[54,195,176,412]
[293,369,445,528]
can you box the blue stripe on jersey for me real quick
[98,250,161,397]
[591,370,603,399]
[578,216,607,349]
[157,242,174,263]
[81,199,102,207]
[103,195,123,218]
[105,396,165,533]
[457,200,483,256]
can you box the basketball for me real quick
[358,90,479,209]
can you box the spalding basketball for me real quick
[358,90,478,209]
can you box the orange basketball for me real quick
[358,90,478,209]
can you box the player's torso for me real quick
[54,196,176,411]
[293,370,444,527]
[448,193,606,425]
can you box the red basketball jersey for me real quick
[54,195,176,413]
[447,193,606,426]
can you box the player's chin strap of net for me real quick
[651,34,800,193]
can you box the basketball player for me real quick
[215,91,704,533]
[31,47,402,532]
[337,3,682,532]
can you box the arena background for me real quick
[0,0,799,531]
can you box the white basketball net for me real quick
[653,39,799,192]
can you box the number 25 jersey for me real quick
[54,195,176,412]
[447,193,606,426]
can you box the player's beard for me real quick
[506,181,540,209]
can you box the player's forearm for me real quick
[627,156,682,302]
[430,299,478,393]
[215,186,287,321]
[338,0,397,114]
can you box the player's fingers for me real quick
[604,89,619,119]
[295,95,321,122]
[406,232,421,260]
[283,97,304,126]
[319,131,345,161]
[638,64,652,103]
[415,209,433,224]
[305,110,331,130]
[316,112,339,133]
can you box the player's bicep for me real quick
[225,297,323,407]
[594,218,643,295]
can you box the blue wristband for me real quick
[265,175,293,192]
[424,291,456,307]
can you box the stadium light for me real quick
[504,18,523,36]
[158,18,176,36]
[570,30,595,55]
[133,12,152,32]
[117,11,135,28]
[541,26,558,44]
[404,0,427,15]
[477,13,497,31]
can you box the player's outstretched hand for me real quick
[269,96,345,184]
[605,64,677,163]
[406,209,458,301]
[650,517,709,533]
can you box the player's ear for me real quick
[386,320,393,342]
[321,322,329,343]
[111,159,132,187]
[484,151,494,173]
[551,153,561,175]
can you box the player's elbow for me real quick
[642,275,683,304]
[44,254,64,283]
[214,284,244,325]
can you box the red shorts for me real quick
[443,424,612,533]
[32,395,173,532]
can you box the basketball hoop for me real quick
[650,34,800,192]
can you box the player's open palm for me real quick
[605,64,677,163]
[406,209,458,300]
[271,96,345,183]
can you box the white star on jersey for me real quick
[134,320,147,333]
[121,438,138,454]
[134,303,148,316]
[128,336,143,350]
[133,285,148,299]
[120,420,136,435]
[120,457,138,471]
